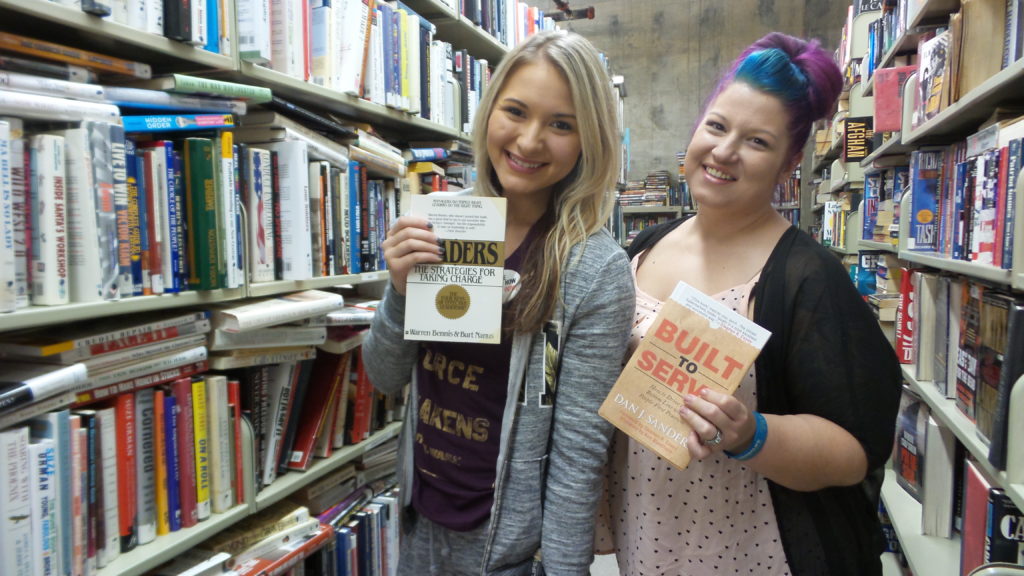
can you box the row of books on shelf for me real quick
[861,164,909,246]
[40,0,232,58]
[151,472,401,576]
[891,268,1024,475]
[0,101,407,310]
[891,385,1023,575]
[0,286,401,575]
[866,113,1024,269]
[846,0,1023,132]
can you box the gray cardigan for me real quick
[362,203,634,575]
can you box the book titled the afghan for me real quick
[404,194,507,344]
[599,281,771,470]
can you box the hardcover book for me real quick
[599,280,771,470]
[404,194,507,344]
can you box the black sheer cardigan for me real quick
[627,218,902,576]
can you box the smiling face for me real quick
[685,82,798,212]
[485,60,583,208]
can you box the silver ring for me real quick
[705,428,723,447]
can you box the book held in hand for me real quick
[599,280,770,470]
[404,194,507,344]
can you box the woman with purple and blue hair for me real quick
[596,32,901,576]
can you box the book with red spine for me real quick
[111,393,138,552]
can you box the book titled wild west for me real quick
[599,281,771,469]
[404,194,506,344]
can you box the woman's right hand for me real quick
[382,215,443,295]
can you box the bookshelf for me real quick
[0,1,549,575]
[816,0,1024,573]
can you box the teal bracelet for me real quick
[725,411,767,461]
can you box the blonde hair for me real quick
[471,30,621,333]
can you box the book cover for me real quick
[984,488,1024,564]
[962,459,993,575]
[987,297,1024,470]
[976,292,1015,446]
[599,280,771,470]
[873,65,917,132]
[957,281,985,421]
[914,30,950,128]
[404,194,506,344]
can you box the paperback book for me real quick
[404,194,507,344]
[599,280,771,470]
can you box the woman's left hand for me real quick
[679,388,756,460]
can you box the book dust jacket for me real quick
[405,194,507,344]
[599,281,771,469]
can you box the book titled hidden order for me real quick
[599,281,771,470]
[404,194,507,344]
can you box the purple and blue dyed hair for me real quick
[702,32,844,161]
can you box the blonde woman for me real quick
[363,30,634,576]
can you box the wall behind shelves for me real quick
[562,0,849,177]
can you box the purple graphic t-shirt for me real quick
[411,226,537,531]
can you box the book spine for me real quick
[152,389,170,536]
[86,121,121,301]
[246,146,275,283]
[219,132,241,289]
[103,87,246,115]
[0,70,106,102]
[0,427,33,576]
[105,123,132,298]
[348,161,361,274]
[4,117,29,308]
[75,360,209,406]
[205,375,233,513]
[184,137,220,290]
[0,54,98,83]
[121,113,235,133]
[227,378,244,505]
[265,141,312,280]
[71,418,86,576]
[191,377,211,522]
[125,136,145,296]
[134,388,157,545]
[95,407,120,567]
[28,439,57,576]
[139,147,164,294]
[113,394,137,553]
[0,89,120,123]
[28,410,71,576]
[59,126,102,304]
[29,133,69,305]
[171,378,198,528]
[88,344,209,389]
[0,120,15,312]
[163,392,182,532]
[80,412,98,572]
[167,74,273,103]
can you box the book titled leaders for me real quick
[404,194,507,344]
[599,281,771,470]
